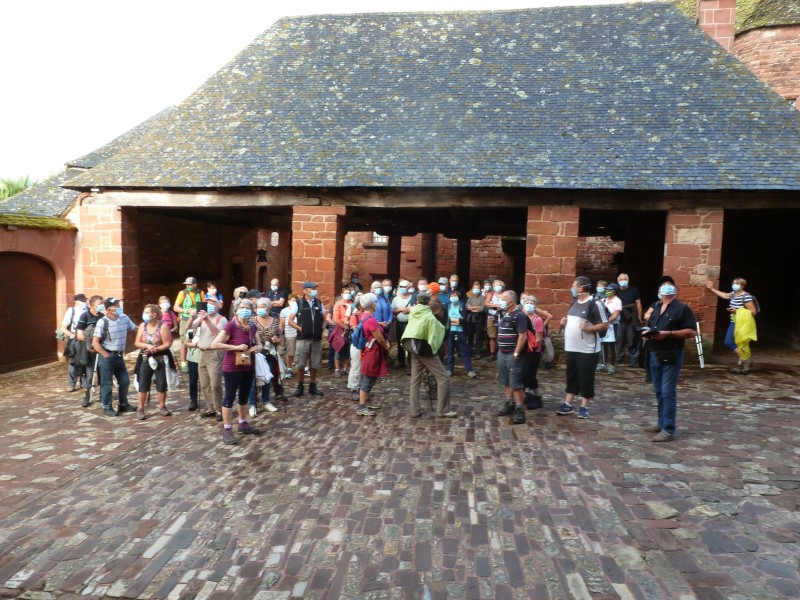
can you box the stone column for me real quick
[525,205,579,320]
[663,209,724,343]
[291,206,346,307]
[456,237,472,287]
[697,0,736,52]
[79,203,141,315]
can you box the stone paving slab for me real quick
[0,352,798,599]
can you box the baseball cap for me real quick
[182,277,197,285]
[104,297,121,309]
[74,293,87,302]
[302,282,318,289]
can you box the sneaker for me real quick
[607,366,617,375]
[118,404,136,413]
[556,403,574,416]
[308,384,324,397]
[652,431,675,443]
[578,407,589,419]
[644,424,661,433]
[249,405,257,418]
[366,402,382,410]
[200,410,216,418]
[524,393,543,410]
[102,407,118,417]
[596,363,606,371]
[238,422,262,435]
[487,355,496,362]
[437,410,457,418]
[82,393,91,408]
[285,369,294,379]
[222,428,238,445]
[292,384,305,398]
[512,407,526,425]
[410,411,424,418]
[180,361,189,374]
[356,406,376,417]
[446,370,453,377]
[160,408,172,417]
[188,401,198,411]
[216,412,223,422]
[304,367,310,375]
[498,400,515,416]
[741,357,753,374]
[467,371,478,379]
[137,409,147,421]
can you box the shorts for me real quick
[565,351,597,399]
[284,337,297,357]
[497,351,523,389]
[360,375,378,392]
[138,356,167,393]
[486,319,498,339]
[295,339,322,370]
[179,318,192,336]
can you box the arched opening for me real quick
[0,252,57,373]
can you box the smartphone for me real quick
[196,301,208,313]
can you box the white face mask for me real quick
[208,288,217,295]
[160,302,170,311]
[418,285,427,292]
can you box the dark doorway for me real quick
[0,252,56,373]
[578,209,667,306]
[719,209,800,348]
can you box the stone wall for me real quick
[291,206,345,307]
[698,0,737,51]
[735,25,800,109]
[576,236,625,284]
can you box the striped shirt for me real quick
[729,291,753,321]
[93,315,136,352]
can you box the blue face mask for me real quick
[207,304,216,314]
[257,308,268,317]
[271,285,278,292]
[383,286,392,294]
[96,304,105,313]
[375,288,383,295]
[450,298,459,305]
[499,300,508,311]
[450,281,458,289]
[660,284,676,296]
[731,283,741,292]
[619,281,629,289]
[596,287,605,294]
[309,290,318,298]
[493,285,503,293]
[343,293,352,301]
[398,287,408,295]
[142,313,151,323]
[237,308,252,320]
[351,277,359,284]
[571,288,578,299]
[524,303,535,313]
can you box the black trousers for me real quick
[395,321,409,366]
[464,316,486,356]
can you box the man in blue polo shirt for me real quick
[92,297,137,417]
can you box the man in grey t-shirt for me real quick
[556,277,608,420]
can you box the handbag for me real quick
[542,336,555,363]
[235,351,252,366]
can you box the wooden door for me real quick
[0,252,57,373]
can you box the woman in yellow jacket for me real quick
[705,277,758,373]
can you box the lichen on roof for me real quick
[0,214,77,231]
[739,0,800,32]
[64,3,800,192]
[1,170,81,217]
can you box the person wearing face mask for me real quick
[250,297,283,415]
[175,277,206,374]
[436,277,452,309]
[370,281,394,335]
[464,281,487,359]
[61,293,88,393]
[520,294,545,409]
[206,281,223,311]
[643,279,696,442]
[484,279,506,361]
[446,291,478,378]
[279,293,299,378]
[191,295,227,420]
[292,282,326,398]
[705,277,758,374]
[496,290,532,425]
[448,274,463,296]
[211,298,262,445]
[615,273,642,368]
[75,295,105,407]
[332,286,354,377]
[230,286,249,318]
[556,277,608,420]
[350,272,363,293]
[392,280,414,372]
[157,296,180,338]
[600,283,622,375]
[347,292,366,394]
[134,304,173,420]
[265,278,287,319]
[92,297,137,417]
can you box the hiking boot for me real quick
[292,384,305,398]
[596,363,606,371]
[308,383,324,397]
[487,355,496,362]
[524,393,543,410]
[160,408,172,417]
[188,400,198,411]
[102,407,118,417]
[221,428,238,445]
[578,407,589,419]
[118,404,136,413]
[607,365,617,375]
[356,406,376,417]
[216,413,223,422]
[285,368,294,379]
[512,406,526,425]
[741,357,753,374]
[731,360,743,374]
[652,431,675,443]
[644,424,661,433]
[498,400,515,416]
[82,392,91,408]
[238,422,261,435]
[137,409,147,421]
[556,403,574,416]
[200,410,216,418]
[366,401,382,410]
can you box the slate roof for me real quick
[1,170,80,217]
[739,0,800,32]
[65,2,800,191]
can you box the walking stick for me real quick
[88,353,100,404]
[695,322,705,369]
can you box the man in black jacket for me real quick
[292,282,326,398]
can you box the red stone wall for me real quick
[469,236,514,285]
[576,236,624,284]
[525,205,579,319]
[698,0,736,51]
[735,25,800,109]
[291,206,345,307]
[663,209,724,340]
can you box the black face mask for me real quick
[238,291,247,299]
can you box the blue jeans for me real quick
[249,377,271,407]
[98,353,130,409]
[724,322,737,351]
[649,350,684,435]
[447,330,474,373]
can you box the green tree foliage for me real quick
[0,177,34,200]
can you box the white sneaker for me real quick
[248,405,257,418]
[265,402,278,412]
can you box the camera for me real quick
[187,330,194,340]
[238,291,247,299]
[639,327,659,337]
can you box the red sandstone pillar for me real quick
[525,205,579,320]
[663,209,724,344]
[291,206,346,307]
[79,203,142,316]
[697,0,736,52]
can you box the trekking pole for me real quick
[695,322,705,369]
[89,353,100,404]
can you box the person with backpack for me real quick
[292,282,326,398]
[600,282,622,375]
[174,277,206,374]
[60,294,88,393]
[521,294,545,410]
[401,291,455,418]
[92,297,137,417]
[75,295,105,407]
[346,291,366,395]
[705,277,759,374]
[556,277,609,420]
[354,293,390,417]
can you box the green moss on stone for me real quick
[0,214,77,230]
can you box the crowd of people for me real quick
[58,271,756,445]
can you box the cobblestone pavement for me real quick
[0,349,798,600]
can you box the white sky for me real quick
[1,0,649,181]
